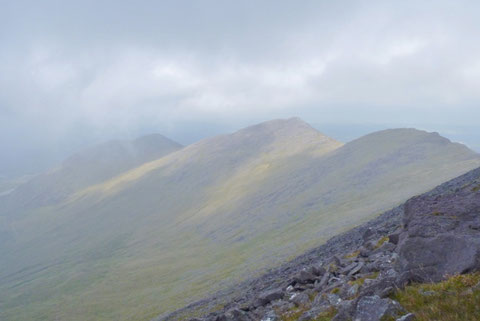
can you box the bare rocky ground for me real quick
[159,167,480,321]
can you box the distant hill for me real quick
[0,133,182,213]
[0,118,479,321]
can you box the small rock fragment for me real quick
[396,313,416,321]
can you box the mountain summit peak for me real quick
[233,117,332,142]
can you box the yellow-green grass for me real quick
[375,236,390,249]
[386,273,480,321]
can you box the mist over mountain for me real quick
[0,118,478,321]
[0,133,182,214]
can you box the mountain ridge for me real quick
[1,119,479,321]
[72,117,342,202]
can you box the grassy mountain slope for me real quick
[0,119,479,321]
[0,134,182,214]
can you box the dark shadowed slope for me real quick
[0,133,182,214]
[0,119,479,321]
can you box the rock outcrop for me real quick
[396,178,480,282]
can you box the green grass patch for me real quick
[330,287,341,294]
[279,306,336,321]
[375,236,390,249]
[388,273,480,321]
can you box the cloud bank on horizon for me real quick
[1,0,480,175]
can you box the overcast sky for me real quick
[1,0,480,176]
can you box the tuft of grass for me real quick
[312,307,337,321]
[331,287,341,294]
[344,250,360,259]
[279,306,336,321]
[279,306,309,321]
[329,262,339,273]
[389,273,480,321]
[432,211,443,216]
[472,185,480,192]
[375,236,390,249]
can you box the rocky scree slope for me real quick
[161,166,480,321]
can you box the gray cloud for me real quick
[1,0,480,176]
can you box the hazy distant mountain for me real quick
[0,134,182,214]
[0,118,479,321]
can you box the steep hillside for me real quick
[0,133,182,213]
[0,119,478,321]
[168,167,480,321]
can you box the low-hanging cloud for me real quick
[1,0,480,175]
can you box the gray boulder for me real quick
[331,299,356,321]
[325,293,342,307]
[359,274,398,298]
[294,269,317,284]
[255,289,284,307]
[225,308,252,321]
[396,184,480,282]
[346,284,359,298]
[314,271,330,291]
[311,293,331,310]
[289,292,310,307]
[270,300,294,314]
[354,295,404,321]
[388,232,401,245]
[348,262,364,277]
